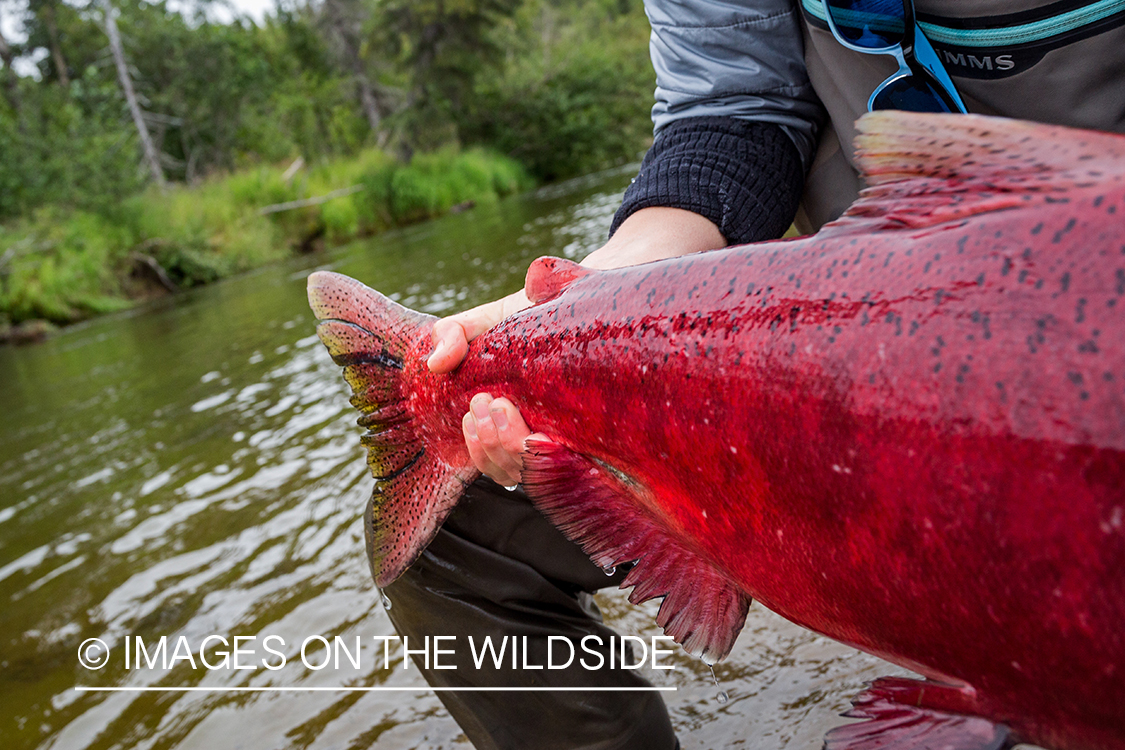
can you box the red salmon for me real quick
[308,112,1125,750]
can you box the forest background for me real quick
[0,0,653,334]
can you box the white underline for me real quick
[75,686,677,693]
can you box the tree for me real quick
[374,0,521,150]
[101,0,165,187]
[0,15,21,114]
[31,0,71,86]
[322,0,383,134]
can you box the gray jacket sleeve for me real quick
[646,0,825,165]
[610,0,826,244]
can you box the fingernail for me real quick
[471,397,491,421]
[426,343,442,368]
[491,409,509,430]
[464,416,478,440]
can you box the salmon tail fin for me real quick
[825,111,1125,232]
[525,257,594,304]
[308,271,477,587]
[521,437,751,663]
[826,677,1012,750]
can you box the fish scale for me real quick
[310,111,1125,750]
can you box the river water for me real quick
[1,168,923,750]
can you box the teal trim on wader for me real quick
[801,0,1125,47]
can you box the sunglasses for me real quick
[821,0,968,113]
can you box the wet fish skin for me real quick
[310,112,1125,750]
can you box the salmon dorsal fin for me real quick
[525,256,594,304]
[821,111,1125,234]
[521,438,752,663]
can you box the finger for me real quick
[470,393,524,485]
[427,318,471,374]
[463,410,516,486]
[488,397,532,458]
[427,291,532,374]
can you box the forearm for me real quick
[582,207,726,270]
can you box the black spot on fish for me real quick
[1077,298,1087,323]
[1031,223,1044,235]
[1116,269,1125,295]
[1043,196,1070,204]
[957,236,969,254]
[1052,218,1077,243]
[1001,258,1013,276]
[1079,340,1099,354]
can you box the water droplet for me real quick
[603,565,616,576]
[708,664,728,703]
[381,592,392,610]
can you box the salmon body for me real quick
[309,112,1125,750]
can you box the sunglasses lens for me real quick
[826,0,906,48]
[872,75,959,113]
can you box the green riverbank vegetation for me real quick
[0,0,653,338]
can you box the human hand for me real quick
[462,393,546,487]
[426,289,532,374]
[434,207,726,485]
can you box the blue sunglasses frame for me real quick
[821,0,968,113]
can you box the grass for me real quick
[0,146,533,329]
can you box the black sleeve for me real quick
[609,116,805,246]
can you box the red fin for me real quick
[826,677,1011,750]
[521,438,751,663]
[821,111,1125,234]
[308,271,478,587]
[524,257,594,304]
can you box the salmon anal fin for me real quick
[826,677,1012,750]
[820,111,1125,236]
[525,257,594,305]
[521,437,751,663]
[309,271,479,587]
